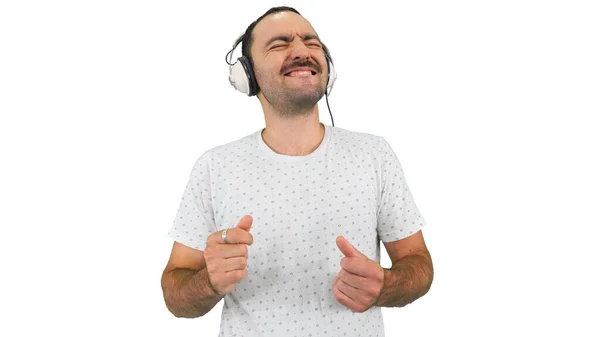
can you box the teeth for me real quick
[288,70,313,77]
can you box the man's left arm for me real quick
[333,136,433,312]
[373,136,433,308]
[375,244,433,308]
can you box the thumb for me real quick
[236,215,253,232]
[336,236,367,258]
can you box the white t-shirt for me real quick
[168,123,427,337]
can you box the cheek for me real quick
[254,64,281,85]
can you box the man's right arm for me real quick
[161,241,224,318]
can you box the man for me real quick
[161,6,433,337]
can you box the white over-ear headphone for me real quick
[226,35,338,97]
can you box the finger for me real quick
[226,227,254,245]
[339,269,381,302]
[215,243,248,259]
[236,215,253,232]
[208,227,254,245]
[222,268,248,284]
[339,268,369,290]
[338,276,375,309]
[219,256,248,272]
[337,277,359,298]
[333,277,361,312]
[340,257,376,278]
[336,236,367,258]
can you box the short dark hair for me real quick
[240,6,301,65]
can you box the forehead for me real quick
[252,11,318,46]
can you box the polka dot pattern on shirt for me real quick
[168,124,427,337]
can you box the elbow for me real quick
[420,259,435,297]
[421,275,434,298]
[171,308,204,319]
[163,294,204,319]
[412,252,434,300]
[161,284,203,319]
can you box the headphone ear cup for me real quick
[240,56,259,96]
[326,54,337,93]
[228,56,259,96]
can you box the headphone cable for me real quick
[326,92,334,127]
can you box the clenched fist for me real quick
[333,236,385,313]
[204,215,254,296]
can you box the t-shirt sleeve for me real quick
[376,137,427,242]
[167,152,216,251]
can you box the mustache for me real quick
[281,59,323,75]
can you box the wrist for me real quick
[199,268,223,298]
[373,267,388,307]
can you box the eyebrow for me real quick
[264,33,321,48]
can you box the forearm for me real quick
[375,253,434,308]
[161,267,224,318]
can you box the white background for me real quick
[1,0,599,336]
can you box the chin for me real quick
[262,84,326,111]
[291,84,326,98]
[290,89,325,104]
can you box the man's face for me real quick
[250,11,328,114]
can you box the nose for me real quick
[289,40,310,60]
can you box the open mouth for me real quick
[284,70,317,77]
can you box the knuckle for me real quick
[359,296,370,306]
[208,233,219,244]
[203,248,213,260]
[370,287,379,297]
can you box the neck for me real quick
[260,107,325,156]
